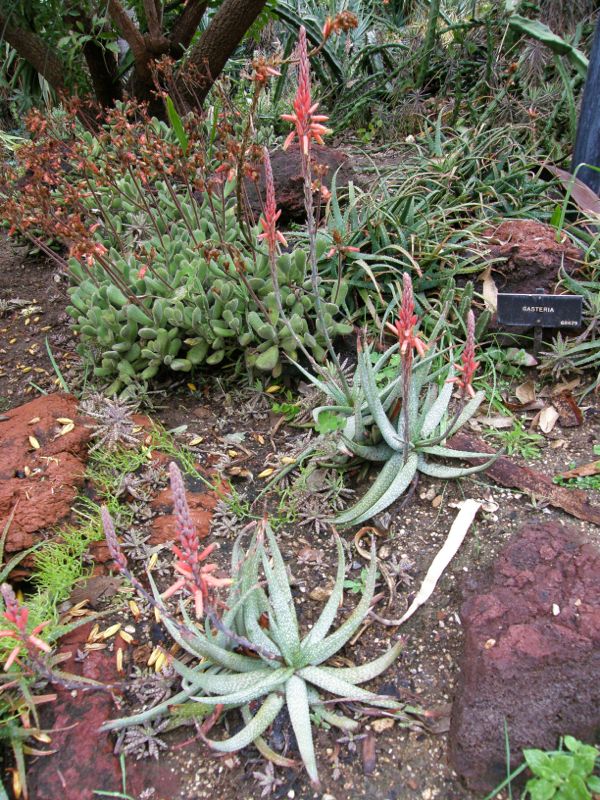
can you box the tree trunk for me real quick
[107,0,166,117]
[75,12,123,108]
[82,40,122,107]
[0,14,65,94]
[175,0,268,108]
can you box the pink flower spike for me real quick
[101,506,128,573]
[386,273,428,357]
[448,310,479,398]
[165,462,231,618]
[281,26,332,154]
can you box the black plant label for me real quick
[497,293,583,328]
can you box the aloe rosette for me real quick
[331,331,496,527]
[101,522,412,787]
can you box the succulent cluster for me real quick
[66,174,350,394]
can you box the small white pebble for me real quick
[552,603,560,616]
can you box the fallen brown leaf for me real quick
[559,460,600,479]
[515,381,536,404]
[362,732,377,775]
[481,266,498,312]
[372,718,395,733]
[547,165,600,216]
[68,575,122,609]
[475,415,514,430]
[538,405,559,433]
[551,390,583,427]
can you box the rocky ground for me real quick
[1,234,599,800]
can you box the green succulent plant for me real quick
[102,523,412,788]
[332,334,496,527]
[66,172,351,394]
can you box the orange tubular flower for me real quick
[258,148,288,253]
[281,26,332,155]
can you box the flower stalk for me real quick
[281,26,350,399]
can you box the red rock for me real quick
[449,521,600,793]
[244,144,359,223]
[27,621,188,800]
[149,483,220,544]
[0,393,91,553]
[481,219,582,295]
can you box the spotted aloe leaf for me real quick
[298,665,401,710]
[417,455,498,478]
[334,452,418,527]
[171,659,269,694]
[445,390,485,437]
[359,341,404,450]
[286,675,319,787]
[419,445,494,459]
[191,666,293,707]
[304,539,377,665]
[420,367,454,437]
[333,450,406,526]
[262,541,300,662]
[341,437,394,462]
[319,638,404,685]
[302,534,345,647]
[203,692,285,753]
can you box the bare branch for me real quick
[107,0,146,60]
[170,0,207,51]
[143,0,162,38]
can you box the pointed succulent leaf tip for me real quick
[286,675,320,788]
[257,147,288,252]
[281,26,332,155]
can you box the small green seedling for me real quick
[485,419,544,460]
[522,736,600,800]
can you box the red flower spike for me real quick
[281,26,332,155]
[258,148,288,253]
[385,272,428,357]
[448,310,479,398]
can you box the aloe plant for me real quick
[333,332,495,527]
[320,275,499,527]
[101,522,412,788]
